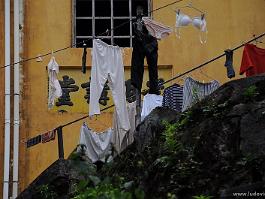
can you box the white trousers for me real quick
[112,101,136,154]
[89,39,130,131]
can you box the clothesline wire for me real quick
[0,0,183,70]
[58,31,265,129]
[162,32,265,85]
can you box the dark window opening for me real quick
[76,0,92,17]
[132,0,148,16]
[95,19,111,36]
[114,19,130,36]
[76,19,92,36]
[114,38,130,47]
[95,0,111,16]
[74,0,150,48]
[113,0,129,16]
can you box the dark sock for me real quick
[224,49,235,78]
[82,44,87,74]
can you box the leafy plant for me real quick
[162,121,183,152]
[192,195,213,199]
[72,178,145,199]
[38,184,58,199]
[192,87,201,104]
[167,192,177,199]
[243,85,259,100]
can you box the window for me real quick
[73,0,151,48]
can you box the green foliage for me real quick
[162,121,183,152]
[243,85,259,99]
[38,184,58,199]
[192,195,213,199]
[201,101,229,118]
[167,192,177,199]
[192,87,201,104]
[72,178,145,199]
[73,183,132,199]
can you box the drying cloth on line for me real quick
[89,39,130,131]
[112,101,136,154]
[142,17,172,40]
[26,135,42,148]
[41,129,56,143]
[141,94,163,121]
[224,49,235,79]
[79,123,113,163]
[82,45,87,74]
[182,77,220,111]
[162,84,183,112]
[240,44,265,77]
[48,56,62,109]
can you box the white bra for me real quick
[175,11,207,44]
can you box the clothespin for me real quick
[36,54,43,62]
[253,34,263,45]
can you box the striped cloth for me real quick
[162,84,183,112]
[182,77,220,111]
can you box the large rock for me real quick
[17,151,97,199]
[102,75,265,199]
[134,106,180,152]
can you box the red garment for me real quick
[41,130,56,143]
[240,44,265,77]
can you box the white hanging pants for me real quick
[89,39,130,131]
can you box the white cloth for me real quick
[79,123,113,163]
[89,39,130,131]
[112,101,136,154]
[182,77,220,111]
[141,94,163,121]
[142,17,172,40]
[48,56,62,109]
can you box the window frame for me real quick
[72,0,152,48]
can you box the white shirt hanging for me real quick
[141,94,163,121]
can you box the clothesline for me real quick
[163,32,265,85]
[0,0,183,70]
[59,32,265,129]
[26,32,265,159]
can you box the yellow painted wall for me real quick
[0,0,265,196]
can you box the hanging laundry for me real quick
[240,43,265,77]
[48,56,62,109]
[41,129,56,143]
[182,77,220,111]
[79,123,113,163]
[82,42,87,74]
[131,15,160,95]
[112,101,136,154]
[162,84,183,112]
[89,39,130,131]
[26,135,42,148]
[224,49,235,78]
[142,17,172,40]
[141,94,163,121]
[175,11,207,43]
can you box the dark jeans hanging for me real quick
[131,39,159,94]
